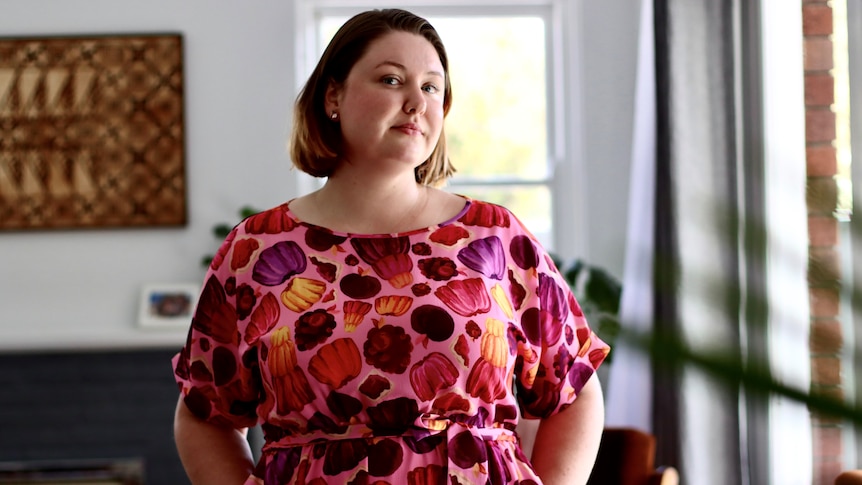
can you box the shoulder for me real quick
[234,202,298,236]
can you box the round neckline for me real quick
[282,195,473,238]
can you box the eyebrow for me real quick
[375,60,444,79]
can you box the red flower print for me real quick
[308,338,362,389]
[411,283,432,297]
[407,464,447,485]
[466,358,508,403]
[466,320,482,339]
[359,374,391,399]
[418,257,458,281]
[244,206,297,234]
[235,283,256,321]
[411,242,432,255]
[305,226,348,251]
[454,334,470,367]
[507,269,527,310]
[210,227,237,271]
[295,309,336,351]
[310,256,338,283]
[244,292,280,345]
[409,352,460,401]
[431,392,471,414]
[192,275,239,345]
[458,201,510,228]
[364,324,413,374]
[434,278,491,317]
[429,225,469,246]
[230,237,261,272]
[351,238,414,288]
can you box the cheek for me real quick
[427,106,445,135]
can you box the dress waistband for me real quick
[262,415,517,452]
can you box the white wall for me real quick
[580,0,640,278]
[0,0,639,351]
[0,0,298,350]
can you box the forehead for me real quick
[355,30,444,73]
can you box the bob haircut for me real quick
[289,9,455,187]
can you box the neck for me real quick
[312,173,430,234]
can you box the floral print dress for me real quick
[172,197,609,485]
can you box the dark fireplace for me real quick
[0,349,188,484]
[0,458,144,484]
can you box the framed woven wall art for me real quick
[0,33,186,230]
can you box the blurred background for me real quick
[0,1,857,484]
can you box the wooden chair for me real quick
[587,427,679,485]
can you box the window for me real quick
[294,0,584,255]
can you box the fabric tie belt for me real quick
[256,415,533,484]
[262,414,518,452]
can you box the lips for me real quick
[393,123,423,135]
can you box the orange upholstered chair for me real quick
[587,427,679,485]
[836,470,862,485]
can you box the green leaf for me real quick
[239,206,259,218]
[213,224,232,239]
[584,267,622,314]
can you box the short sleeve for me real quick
[172,226,261,429]
[511,230,610,420]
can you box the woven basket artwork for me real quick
[0,34,186,230]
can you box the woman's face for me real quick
[326,31,446,175]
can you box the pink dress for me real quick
[172,198,609,484]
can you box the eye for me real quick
[422,84,440,94]
[381,76,400,85]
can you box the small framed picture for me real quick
[138,283,200,328]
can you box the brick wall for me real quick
[0,349,188,484]
[803,1,845,484]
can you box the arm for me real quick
[530,374,604,485]
[173,395,255,484]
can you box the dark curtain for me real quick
[649,0,767,483]
[606,0,781,482]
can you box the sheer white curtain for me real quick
[605,0,656,434]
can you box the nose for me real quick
[404,85,427,115]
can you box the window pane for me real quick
[453,184,552,250]
[431,16,548,181]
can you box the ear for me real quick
[324,79,342,114]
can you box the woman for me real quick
[173,8,608,484]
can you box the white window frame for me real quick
[292,0,588,259]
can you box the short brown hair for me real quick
[289,9,455,187]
